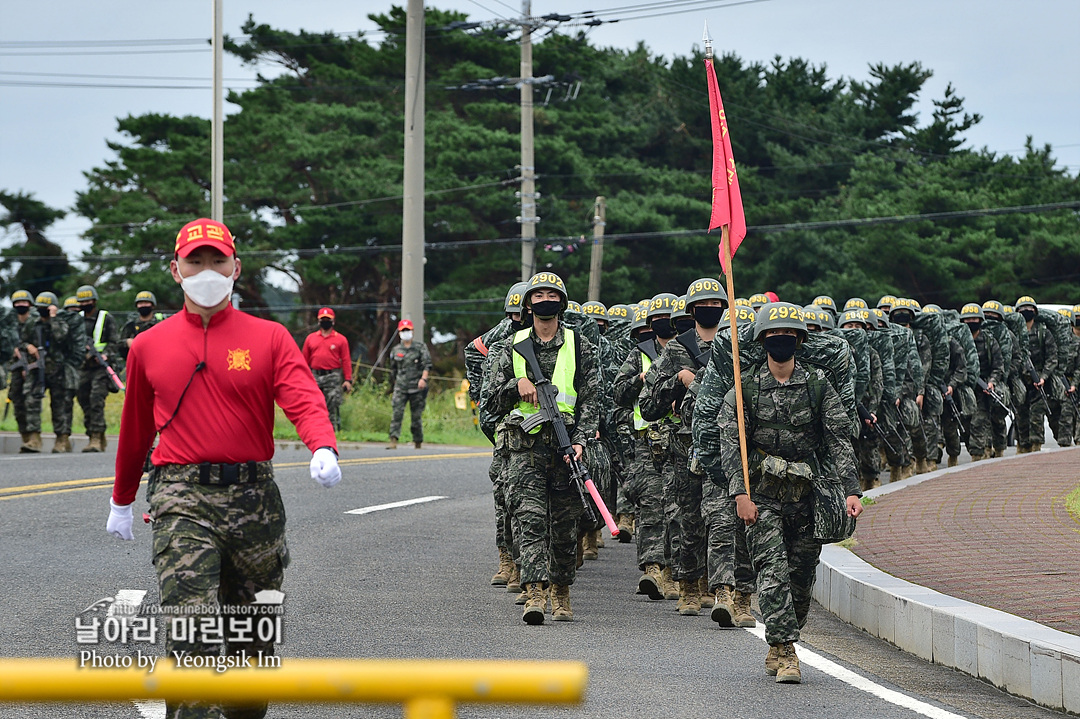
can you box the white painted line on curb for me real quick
[344,495,447,515]
[133,699,166,719]
[743,626,968,719]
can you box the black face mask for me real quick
[597,322,608,335]
[14,304,30,316]
[965,321,981,335]
[762,334,798,362]
[319,319,333,330]
[692,305,724,328]
[650,318,676,339]
[1019,309,1036,322]
[37,306,50,318]
[138,307,154,318]
[80,303,95,314]
[637,330,655,344]
[675,318,696,335]
[531,300,562,320]
[892,312,913,326]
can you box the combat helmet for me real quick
[566,300,582,314]
[803,306,826,331]
[922,303,942,314]
[630,302,650,334]
[504,281,528,314]
[523,272,568,312]
[877,295,897,311]
[982,300,1005,320]
[960,303,985,322]
[11,289,33,305]
[606,304,631,322]
[843,297,869,311]
[839,308,873,329]
[871,308,889,329]
[733,297,752,308]
[647,293,680,319]
[754,302,807,342]
[135,290,158,307]
[35,291,59,308]
[63,296,80,310]
[812,295,838,317]
[685,277,728,308]
[722,306,757,326]
[748,293,770,311]
[76,285,99,303]
[1015,296,1037,312]
[581,301,607,319]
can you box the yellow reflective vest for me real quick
[511,327,578,433]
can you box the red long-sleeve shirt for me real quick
[113,305,337,505]
[301,329,353,381]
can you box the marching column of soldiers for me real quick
[466,276,1080,684]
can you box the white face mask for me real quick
[399,330,414,342]
[181,268,235,309]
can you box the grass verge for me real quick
[1066,483,1080,525]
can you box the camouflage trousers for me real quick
[389,387,427,442]
[854,429,882,491]
[745,494,821,646]
[879,402,911,468]
[920,411,943,464]
[665,434,704,582]
[489,449,514,554]
[964,396,994,457]
[77,365,113,433]
[1016,390,1048,448]
[505,436,584,586]
[1047,396,1076,447]
[581,439,613,533]
[701,477,755,594]
[941,404,966,459]
[149,463,286,719]
[989,401,1010,453]
[622,434,668,569]
[614,427,635,516]
[898,396,923,466]
[24,370,72,435]
[8,369,28,434]
[314,369,344,431]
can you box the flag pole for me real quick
[721,226,752,499]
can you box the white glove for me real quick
[107,499,134,540]
[310,447,341,488]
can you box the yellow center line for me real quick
[0,451,491,501]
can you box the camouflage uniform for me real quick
[1063,330,1080,445]
[388,341,432,442]
[20,310,84,437]
[966,329,1005,458]
[0,307,17,391]
[482,324,599,588]
[313,370,345,430]
[118,313,163,361]
[149,462,285,719]
[939,337,969,462]
[1018,322,1057,449]
[718,363,859,646]
[78,307,122,434]
[981,312,1019,454]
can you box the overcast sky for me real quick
[2,0,1077,257]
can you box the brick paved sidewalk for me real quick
[852,448,1080,636]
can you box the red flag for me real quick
[705,56,746,273]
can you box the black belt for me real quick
[157,461,269,485]
[312,368,340,376]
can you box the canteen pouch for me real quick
[812,475,856,544]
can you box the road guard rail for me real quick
[0,658,588,718]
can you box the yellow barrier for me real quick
[0,658,586,718]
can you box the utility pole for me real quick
[211,0,224,221]
[518,0,537,281]
[587,196,606,301]
[401,0,425,338]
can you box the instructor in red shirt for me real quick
[106,217,341,719]
[302,307,353,431]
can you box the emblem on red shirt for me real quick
[227,348,252,371]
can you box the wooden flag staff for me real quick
[721,226,752,499]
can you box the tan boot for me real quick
[522,583,546,625]
[878,448,888,468]
[698,577,714,608]
[550,583,573,621]
[616,513,634,542]
[638,563,665,600]
[491,547,514,586]
[386,437,398,450]
[677,579,701,616]
[711,585,735,627]
[775,642,802,683]
[926,460,938,472]
[993,447,1004,458]
[889,465,901,483]
[947,455,958,468]
[582,530,598,561]
[732,590,756,627]
[506,564,521,593]
[661,566,679,600]
[1017,445,1030,454]
[871,475,881,488]
[51,434,72,453]
[915,458,928,474]
[594,528,605,548]
[82,432,103,453]
[414,441,422,449]
[901,462,916,479]
[20,431,42,453]
[765,644,781,676]
[1032,443,1042,452]
[20,432,31,445]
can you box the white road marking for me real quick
[108,589,147,617]
[345,495,447,515]
[133,700,166,719]
[743,626,968,719]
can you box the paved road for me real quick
[0,444,1064,718]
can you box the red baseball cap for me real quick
[765,291,780,303]
[318,307,335,319]
[174,218,236,258]
[397,319,414,331]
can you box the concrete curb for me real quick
[815,446,1080,714]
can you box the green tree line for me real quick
[3,6,1078,367]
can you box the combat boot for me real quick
[491,547,514,586]
[522,583,546,625]
[711,585,735,627]
[878,448,888,468]
[926,460,938,472]
[698,577,714,608]
[506,564,521,593]
[20,432,30,445]
[386,437,398,450]
[901,462,916,479]
[661,566,679,600]
[677,579,701,616]
[915,458,928,474]
[1032,443,1042,452]
[616,513,634,542]
[947,455,958,468]
[732,590,756,627]
[638,563,665,600]
[52,434,72,453]
[550,584,573,621]
[871,475,881,488]
[993,447,1004,458]
[1016,445,1030,454]
[889,464,901,483]
[582,530,598,561]
[775,642,801,683]
[82,432,104,453]
[414,441,422,449]
[765,644,780,676]
[19,432,42,453]
[594,529,605,548]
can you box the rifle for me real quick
[940,383,965,428]
[87,341,125,392]
[512,336,620,537]
[1024,357,1049,410]
[976,378,1014,421]
[857,404,898,457]
[32,326,47,399]
[675,330,709,370]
